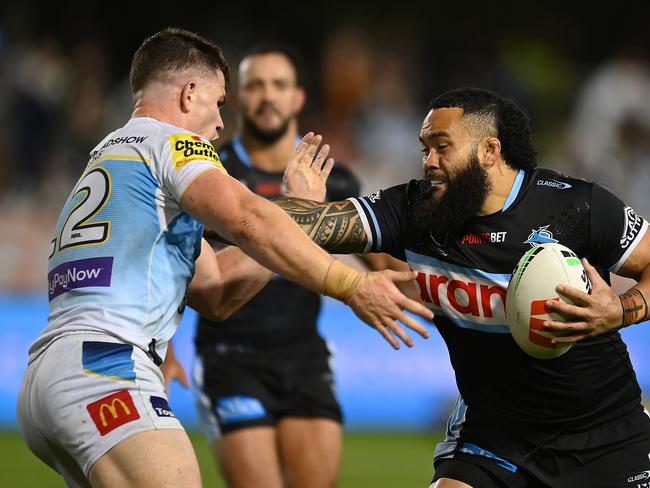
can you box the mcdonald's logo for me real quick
[87,390,140,436]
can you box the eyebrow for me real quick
[419,130,450,143]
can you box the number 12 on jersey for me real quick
[50,168,112,258]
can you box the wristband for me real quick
[322,260,363,302]
[618,289,648,327]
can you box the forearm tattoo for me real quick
[619,288,648,327]
[272,198,368,254]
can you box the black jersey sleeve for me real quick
[326,164,361,201]
[590,182,649,272]
[347,183,408,258]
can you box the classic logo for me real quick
[461,232,507,245]
[628,470,650,483]
[48,257,113,300]
[168,134,224,171]
[524,225,558,246]
[150,396,176,418]
[621,206,643,250]
[87,390,140,436]
[536,179,572,190]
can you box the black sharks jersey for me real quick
[349,168,648,431]
[195,136,360,351]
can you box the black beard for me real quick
[408,153,490,241]
[242,114,290,144]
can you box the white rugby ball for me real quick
[506,243,590,359]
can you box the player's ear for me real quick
[180,81,196,114]
[482,136,502,168]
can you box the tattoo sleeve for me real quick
[619,288,649,327]
[271,197,368,254]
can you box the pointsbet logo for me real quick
[168,134,224,171]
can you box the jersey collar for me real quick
[231,135,303,168]
[502,169,525,212]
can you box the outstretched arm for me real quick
[182,134,432,349]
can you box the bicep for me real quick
[180,168,263,244]
[617,231,650,280]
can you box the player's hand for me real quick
[284,132,334,201]
[542,259,622,343]
[160,354,190,394]
[347,269,434,349]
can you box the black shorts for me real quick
[192,341,343,441]
[432,406,650,488]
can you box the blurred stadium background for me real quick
[2,1,650,486]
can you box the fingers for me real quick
[311,143,331,171]
[398,311,431,338]
[555,284,591,305]
[385,319,414,347]
[304,134,323,165]
[286,132,315,173]
[582,258,604,286]
[401,296,434,321]
[320,158,335,180]
[295,132,316,156]
[544,298,583,318]
[376,323,401,350]
[388,269,419,283]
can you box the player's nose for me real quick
[423,151,440,170]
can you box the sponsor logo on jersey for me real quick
[215,395,266,424]
[87,390,140,436]
[628,470,650,484]
[407,251,509,332]
[90,136,149,162]
[536,179,572,190]
[367,191,381,203]
[461,231,507,245]
[150,396,176,418]
[48,256,113,300]
[524,225,558,246]
[621,206,643,250]
[168,134,224,171]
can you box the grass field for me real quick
[0,430,443,487]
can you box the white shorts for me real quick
[17,332,182,487]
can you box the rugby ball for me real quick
[506,243,590,359]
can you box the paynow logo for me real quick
[408,253,509,331]
[87,390,140,436]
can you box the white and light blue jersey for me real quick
[30,117,226,359]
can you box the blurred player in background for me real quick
[162,44,406,488]
[268,88,650,487]
[16,28,432,488]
